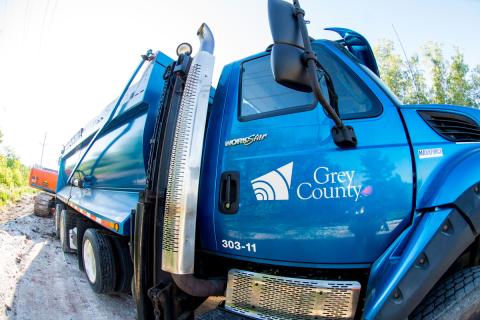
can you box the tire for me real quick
[35,199,50,205]
[54,203,64,239]
[82,229,116,294]
[111,237,133,293]
[33,203,50,217]
[35,192,53,202]
[60,209,76,253]
[410,266,480,320]
[34,193,54,217]
[48,199,56,215]
[76,218,99,272]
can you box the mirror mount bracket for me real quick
[331,125,358,148]
[293,5,305,17]
[293,0,358,148]
[301,50,318,66]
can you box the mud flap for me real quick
[133,193,155,320]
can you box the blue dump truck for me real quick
[53,1,480,319]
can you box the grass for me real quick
[0,153,34,207]
[0,186,36,206]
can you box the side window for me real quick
[313,44,382,119]
[239,45,382,121]
[239,55,313,121]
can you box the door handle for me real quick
[219,172,239,214]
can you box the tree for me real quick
[403,54,429,104]
[374,40,479,109]
[447,49,473,106]
[375,40,429,104]
[0,129,3,145]
[423,43,448,104]
[374,40,408,100]
[471,65,480,108]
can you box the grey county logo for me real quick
[251,162,293,200]
[251,162,363,202]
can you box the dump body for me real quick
[56,52,173,235]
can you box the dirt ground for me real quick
[0,195,222,320]
[0,194,137,320]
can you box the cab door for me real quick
[199,42,413,265]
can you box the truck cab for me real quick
[199,39,413,265]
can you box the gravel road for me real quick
[0,195,223,320]
[0,195,136,320]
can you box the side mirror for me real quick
[268,0,358,148]
[268,0,311,92]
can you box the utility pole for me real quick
[40,132,47,168]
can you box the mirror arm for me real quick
[304,53,343,128]
[293,0,357,147]
[317,65,339,114]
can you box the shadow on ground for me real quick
[0,206,136,320]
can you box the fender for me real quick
[363,206,475,319]
[363,173,480,319]
[418,147,480,212]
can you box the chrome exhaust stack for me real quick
[161,23,215,276]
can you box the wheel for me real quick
[33,193,53,217]
[410,266,480,320]
[111,237,133,293]
[82,229,116,294]
[35,192,53,202]
[54,203,64,239]
[60,209,76,253]
[48,199,56,215]
[33,203,50,217]
[76,218,98,272]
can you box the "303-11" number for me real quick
[221,239,257,252]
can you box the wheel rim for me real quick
[59,213,65,244]
[55,211,59,232]
[83,239,97,283]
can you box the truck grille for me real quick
[225,269,361,320]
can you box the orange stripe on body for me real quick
[70,204,118,232]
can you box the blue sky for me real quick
[0,0,478,168]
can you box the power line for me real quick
[39,132,47,168]
[47,0,57,33]
[24,0,31,36]
[0,0,8,34]
[392,24,421,104]
[39,0,51,50]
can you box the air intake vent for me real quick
[418,111,480,142]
